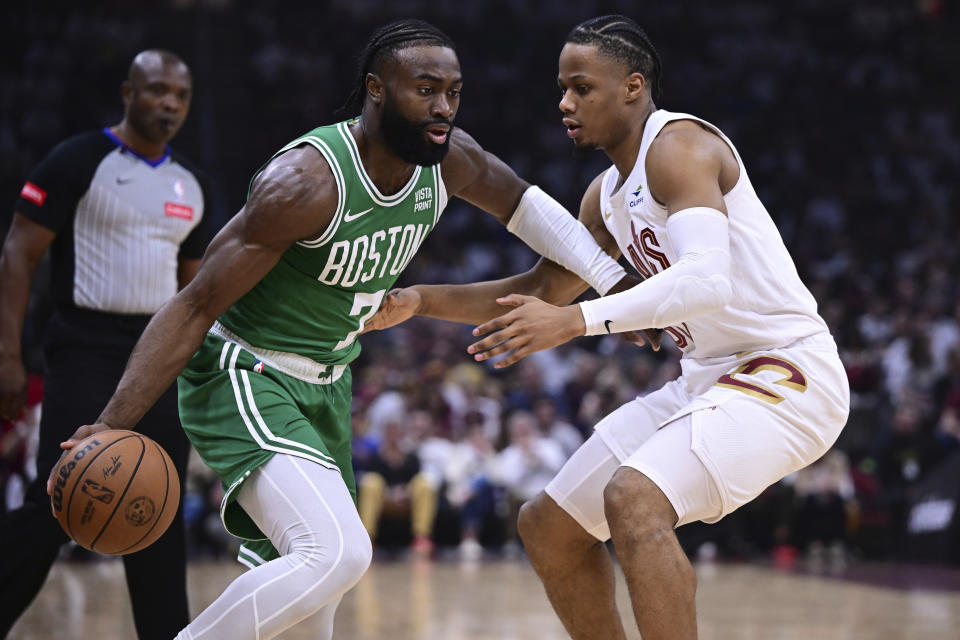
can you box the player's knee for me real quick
[518,492,590,552]
[337,513,373,587]
[291,520,371,591]
[517,497,542,546]
[603,468,674,533]
[341,529,373,585]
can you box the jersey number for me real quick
[713,356,808,405]
[333,289,387,351]
[627,221,692,349]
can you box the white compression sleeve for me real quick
[176,455,371,640]
[579,207,732,335]
[507,186,626,295]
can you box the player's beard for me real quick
[570,134,599,157]
[380,98,452,167]
[570,142,597,158]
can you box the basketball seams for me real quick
[90,435,147,551]
[114,440,172,554]
[63,434,143,543]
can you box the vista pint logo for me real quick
[414,186,433,212]
[629,184,644,208]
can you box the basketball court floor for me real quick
[10,556,960,639]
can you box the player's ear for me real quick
[624,72,646,103]
[120,80,134,107]
[365,73,384,105]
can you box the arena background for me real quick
[2,1,959,638]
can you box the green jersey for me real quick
[217,120,446,366]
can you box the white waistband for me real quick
[210,321,347,385]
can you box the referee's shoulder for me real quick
[168,146,199,171]
[168,147,208,182]
[43,130,111,162]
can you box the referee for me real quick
[0,50,211,639]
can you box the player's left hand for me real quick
[45,422,113,501]
[468,294,585,368]
[361,287,421,333]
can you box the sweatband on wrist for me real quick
[507,186,626,295]
[579,207,733,335]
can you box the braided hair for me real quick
[338,19,456,116]
[566,15,663,99]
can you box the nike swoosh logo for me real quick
[343,207,374,222]
[604,320,613,334]
[116,177,135,185]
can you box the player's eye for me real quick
[418,86,433,96]
[576,85,589,95]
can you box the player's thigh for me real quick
[545,433,621,541]
[546,390,686,541]
[625,394,837,527]
[621,416,723,527]
[592,377,690,461]
[236,453,363,557]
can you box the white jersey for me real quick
[599,109,828,359]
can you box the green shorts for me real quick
[178,332,355,554]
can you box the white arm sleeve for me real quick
[579,207,733,335]
[507,186,626,295]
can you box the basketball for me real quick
[50,429,180,556]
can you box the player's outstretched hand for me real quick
[468,294,585,368]
[46,423,113,498]
[362,287,421,333]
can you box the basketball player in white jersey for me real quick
[364,15,849,639]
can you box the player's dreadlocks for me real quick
[566,15,663,99]
[338,19,456,116]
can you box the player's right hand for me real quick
[0,354,28,420]
[623,328,664,351]
[46,423,113,498]
[362,287,422,333]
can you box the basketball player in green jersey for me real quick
[46,20,645,640]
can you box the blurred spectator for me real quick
[533,395,583,458]
[409,408,453,490]
[791,451,857,571]
[497,410,565,544]
[441,416,503,560]
[1,376,42,521]
[358,421,437,555]
[869,400,951,557]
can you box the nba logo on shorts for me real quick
[253,361,264,373]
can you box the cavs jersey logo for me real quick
[629,184,644,208]
[714,356,808,404]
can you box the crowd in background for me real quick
[2,0,959,567]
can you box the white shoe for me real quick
[459,538,483,561]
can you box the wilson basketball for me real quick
[50,429,180,556]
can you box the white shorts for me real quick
[545,332,850,540]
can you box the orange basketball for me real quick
[50,429,180,556]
